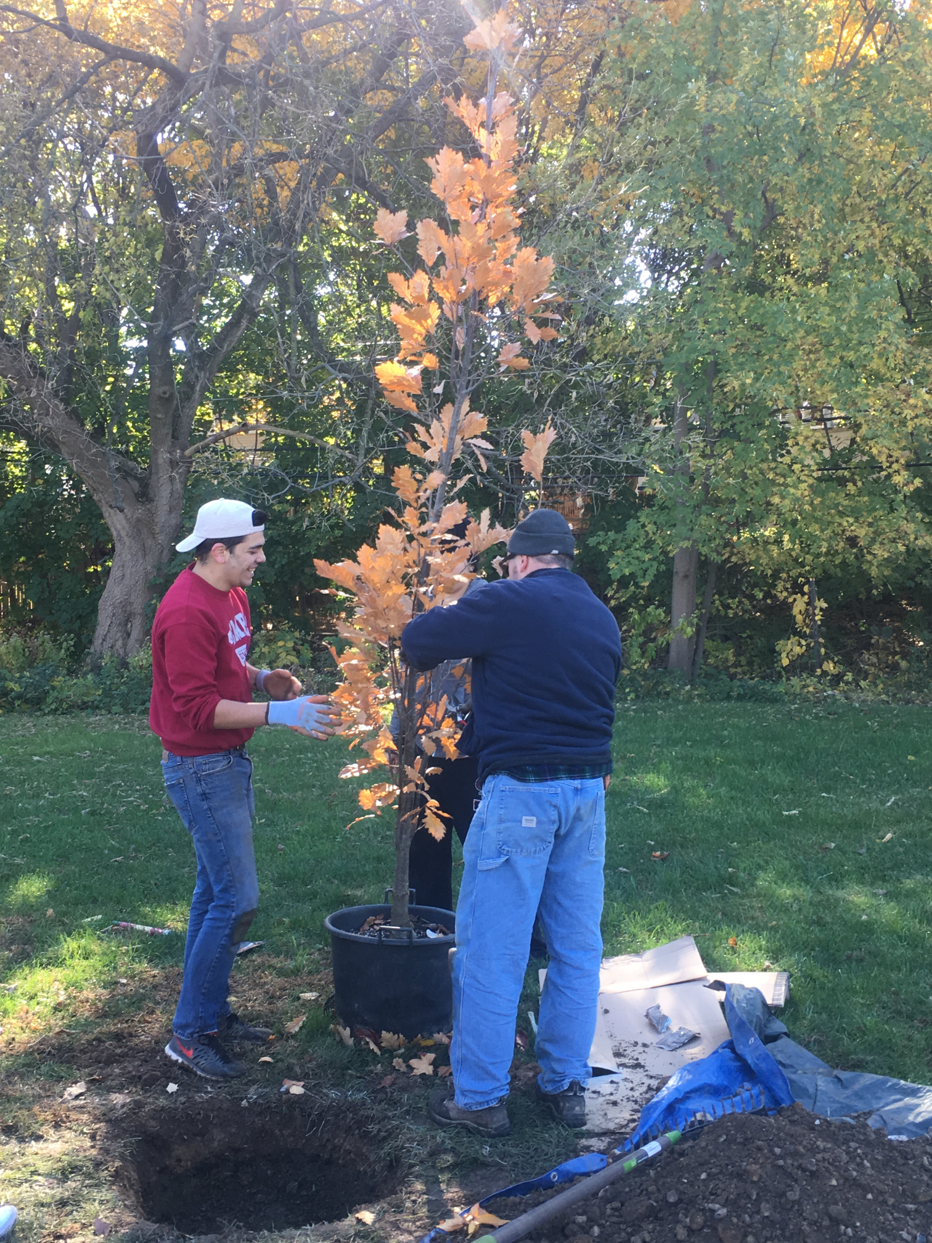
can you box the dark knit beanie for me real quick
[507,509,575,557]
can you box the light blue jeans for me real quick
[451,773,605,1109]
[161,748,259,1040]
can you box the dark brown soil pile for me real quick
[494,1104,932,1243]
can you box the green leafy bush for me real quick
[0,629,152,715]
[0,623,338,714]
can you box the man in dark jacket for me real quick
[401,509,622,1137]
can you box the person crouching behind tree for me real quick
[150,498,340,1080]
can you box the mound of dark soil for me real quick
[494,1104,932,1243]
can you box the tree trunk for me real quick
[87,486,188,658]
[667,389,697,675]
[809,576,822,672]
[668,542,698,674]
[690,558,719,681]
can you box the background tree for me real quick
[0,0,477,655]
[579,0,932,675]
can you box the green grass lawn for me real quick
[2,698,930,1081]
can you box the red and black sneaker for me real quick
[218,1012,273,1044]
[164,1033,246,1079]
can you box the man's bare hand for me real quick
[263,668,302,700]
[603,774,611,793]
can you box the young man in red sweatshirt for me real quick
[150,498,339,1080]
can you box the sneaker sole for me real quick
[164,1041,245,1080]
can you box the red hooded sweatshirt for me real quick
[150,566,254,756]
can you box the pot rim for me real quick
[324,902,456,946]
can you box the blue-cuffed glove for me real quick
[267,698,332,732]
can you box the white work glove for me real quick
[266,697,334,733]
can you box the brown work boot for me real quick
[428,1088,511,1137]
[538,1079,587,1128]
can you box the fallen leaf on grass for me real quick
[378,1075,395,1088]
[285,1014,306,1035]
[381,1031,405,1050]
[857,845,866,855]
[287,1084,305,1095]
[299,992,319,1001]
[819,842,835,852]
[93,1218,111,1236]
[363,1036,381,1054]
[408,1053,436,1075]
[873,889,888,896]
[258,1056,273,1063]
[782,809,800,816]
[724,885,742,894]
[650,851,669,862]
[617,867,631,873]
[431,1031,452,1045]
[886,796,898,807]
[728,937,738,948]
[166,1083,179,1094]
[392,1057,406,1071]
[355,1211,375,1225]
[438,1219,467,1234]
[881,832,894,843]
[46,908,55,918]
[438,1065,453,1077]
[330,1023,352,1046]
[61,1081,87,1101]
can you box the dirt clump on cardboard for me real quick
[493,1104,932,1243]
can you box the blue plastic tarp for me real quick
[625,982,932,1147]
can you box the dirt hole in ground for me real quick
[114,1095,401,1234]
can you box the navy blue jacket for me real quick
[401,569,622,781]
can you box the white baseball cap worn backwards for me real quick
[176,499,266,553]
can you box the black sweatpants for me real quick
[407,753,480,912]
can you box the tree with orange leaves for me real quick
[314,10,560,929]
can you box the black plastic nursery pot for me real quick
[324,900,455,1039]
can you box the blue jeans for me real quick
[451,774,605,1109]
[161,749,259,1040]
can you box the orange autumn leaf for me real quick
[463,11,522,53]
[520,422,557,482]
[425,147,469,206]
[373,208,410,245]
[387,270,431,305]
[498,342,529,371]
[375,360,422,394]
[423,805,448,842]
[416,219,448,266]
